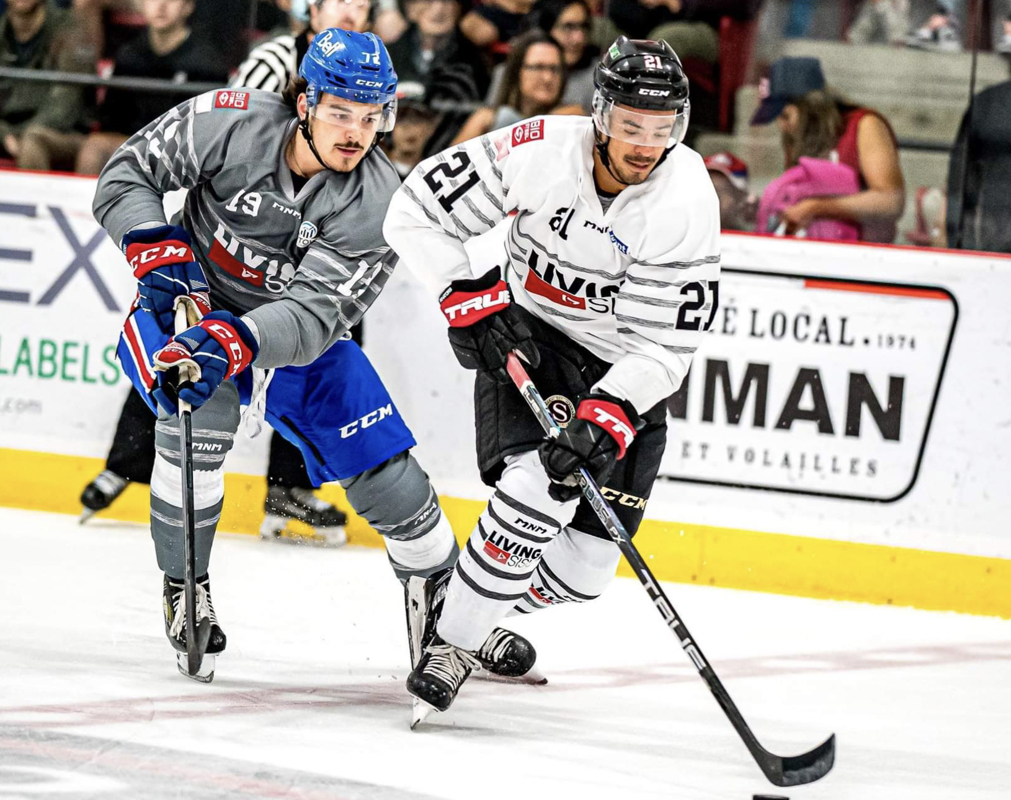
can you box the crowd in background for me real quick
[2,0,1010,252]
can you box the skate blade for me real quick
[410,698,438,730]
[260,516,347,548]
[176,652,216,683]
[79,507,97,524]
[477,665,548,686]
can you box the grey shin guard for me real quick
[150,383,239,578]
[340,451,458,581]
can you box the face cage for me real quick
[591,92,689,148]
[308,94,398,135]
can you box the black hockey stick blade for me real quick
[760,733,835,787]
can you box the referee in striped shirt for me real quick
[232,0,373,92]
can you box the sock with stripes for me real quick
[437,451,578,651]
[510,526,621,614]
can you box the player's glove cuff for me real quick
[575,393,640,460]
[439,267,511,327]
[440,268,541,381]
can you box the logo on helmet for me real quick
[355,79,383,88]
[638,88,670,97]
[315,30,343,58]
[296,221,319,250]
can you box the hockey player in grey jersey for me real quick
[384,38,721,722]
[94,28,535,687]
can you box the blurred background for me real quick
[1,0,1010,253]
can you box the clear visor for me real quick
[309,96,398,134]
[592,93,689,148]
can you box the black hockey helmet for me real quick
[591,37,690,184]
[593,36,689,113]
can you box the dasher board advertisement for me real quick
[659,269,957,502]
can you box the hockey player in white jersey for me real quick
[384,37,721,721]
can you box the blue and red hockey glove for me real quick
[124,225,211,333]
[538,393,641,502]
[152,311,258,415]
[439,267,540,383]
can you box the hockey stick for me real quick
[505,352,835,787]
[174,302,211,678]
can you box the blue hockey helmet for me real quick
[300,28,398,130]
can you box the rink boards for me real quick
[1,169,1009,617]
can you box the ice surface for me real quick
[1,507,1009,799]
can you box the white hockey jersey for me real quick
[383,115,721,413]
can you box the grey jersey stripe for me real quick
[401,183,460,240]
[662,344,698,354]
[615,313,676,330]
[449,212,478,238]
[480,136,503,182]
[624,274,684,289]
[462,193,496,229]
[642,255,721,270]
[617,291,684,309]
[479,180,505,214]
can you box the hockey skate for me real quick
[163,574,226,682]
[404,569,546,727]
[259,486,348,547]
[408,635,483,728]
[79,470,127,523]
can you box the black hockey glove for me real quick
[439,267,540,383]
[539,393,641,502]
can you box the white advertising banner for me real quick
[661,269,957,502]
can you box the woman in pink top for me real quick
[751,57,905,243]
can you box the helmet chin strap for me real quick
[300,114,330,171]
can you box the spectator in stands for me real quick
[451,29,581,144]
[751,56,905,243]
[704,151,757,231]
[999,1,1011,53]
[945,77,1011,253]
[460,0,536,51]
[535,0,596,112]
[70,0,131,62]
[234,0,371,92]
[0,0,91,168]
[386,0,489,101]
[70,0,226,175]
[607,0,761,63]
[846,0,909,45]
[382,98,440,176]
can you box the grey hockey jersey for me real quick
[93,89,401,368]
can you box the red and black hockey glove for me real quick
[124,225,211,333]
[439,267,540,383]
[539,393,641,502]
[151,311,258,416]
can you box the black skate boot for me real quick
[407,634,482,728]
[260,486,347,547]
[163,574,227,683]
[403,569,541,679]
[79,470,127,523]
